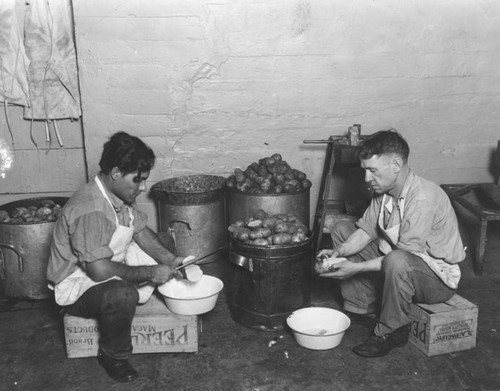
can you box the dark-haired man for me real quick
[316,129,465,357]
[48,132,193,382]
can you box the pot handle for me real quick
[168,220,192,231]
[167,220,193,247]
[0,243,23,275]
[229,252,253,272]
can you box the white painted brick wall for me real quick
[72,0,500,230]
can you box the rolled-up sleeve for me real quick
[69,211,114,264]
[132,208,148,233]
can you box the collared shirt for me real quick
[356,170,465,265]
[47,178,148,285]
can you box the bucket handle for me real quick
[168,220,192,231]
[0,243,24,275]
[229,252,253,272]
[167,220,192,248]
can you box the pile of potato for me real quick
[226,153,312,194]
[228,209,309,246]
[0,199,62,224]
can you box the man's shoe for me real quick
[97,351,138,383]
[352,324,410,358]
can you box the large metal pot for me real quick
[227,236,313,331]
[225,187,310,228]
[151,175,227,265]
[0,197,68,300]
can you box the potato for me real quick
[184,264,203,282]
[273,174,285,185]
[260,177,272,193]
[250,162,260,172]
[234,168,246,183]
[226,175,236,188]
[291,232,307,243]
[0,210,9,222]
[262,216,278,229]
[237,229,251,241]
[253,209,268,220]
[230,227,251,241]
[314,257,344,274]
[36,206,53,217]
[12,207,29,218]
[228,221,245,233]
[274,222,289,233]
[41,199,56,208]
[271,153,282,162]
[252,238,270,246]
[272,233,292,245]
[292,169,307,181]
[258,165,268,177]
[302,179,312,189]
[244,167,258,181]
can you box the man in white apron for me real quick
[47,132,194,382]
[317,130,466,358]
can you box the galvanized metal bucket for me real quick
[151,175,227,265]
[0,197,68,300]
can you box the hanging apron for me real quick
[54,176,157,306]
[377,194,460,289]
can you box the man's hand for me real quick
[150,264,179,284]
[316,249,336,260]
[318,259,360,280]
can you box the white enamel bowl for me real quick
[158,275,224,315]
[286,307,351,350]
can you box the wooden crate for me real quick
[409,294,478,357]
[64,295,198,358]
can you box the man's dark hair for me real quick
[99,132,155,180]
[358,129,410,163]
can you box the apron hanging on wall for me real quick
[23,0,81,147]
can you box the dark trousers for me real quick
[330,221,456,335]
[66,280,139,360]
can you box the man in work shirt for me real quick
[48,131,193,382]
[316,129,465,357]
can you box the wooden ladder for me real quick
[304,125,365,256]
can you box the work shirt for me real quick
[47,178,148,285]
[356,171,466,286]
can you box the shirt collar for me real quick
[385,170,415,212]
[96,175,125,212]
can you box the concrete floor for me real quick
[1,222,500,391]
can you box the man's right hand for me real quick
[151,264,180,284]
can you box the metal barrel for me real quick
[227,237,313,331]
[0,197,68,300]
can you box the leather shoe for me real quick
[97,351,138,383]
[352,324,410,358]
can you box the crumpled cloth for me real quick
[23,0,81,120]
[0,0,30,107]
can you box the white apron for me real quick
[377,194,460,289]
[54,176,157,306]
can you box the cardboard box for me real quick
[409,294,478,357]
[64,295,198,358]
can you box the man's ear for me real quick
[111,167,122,180]
[391,156,403,173]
